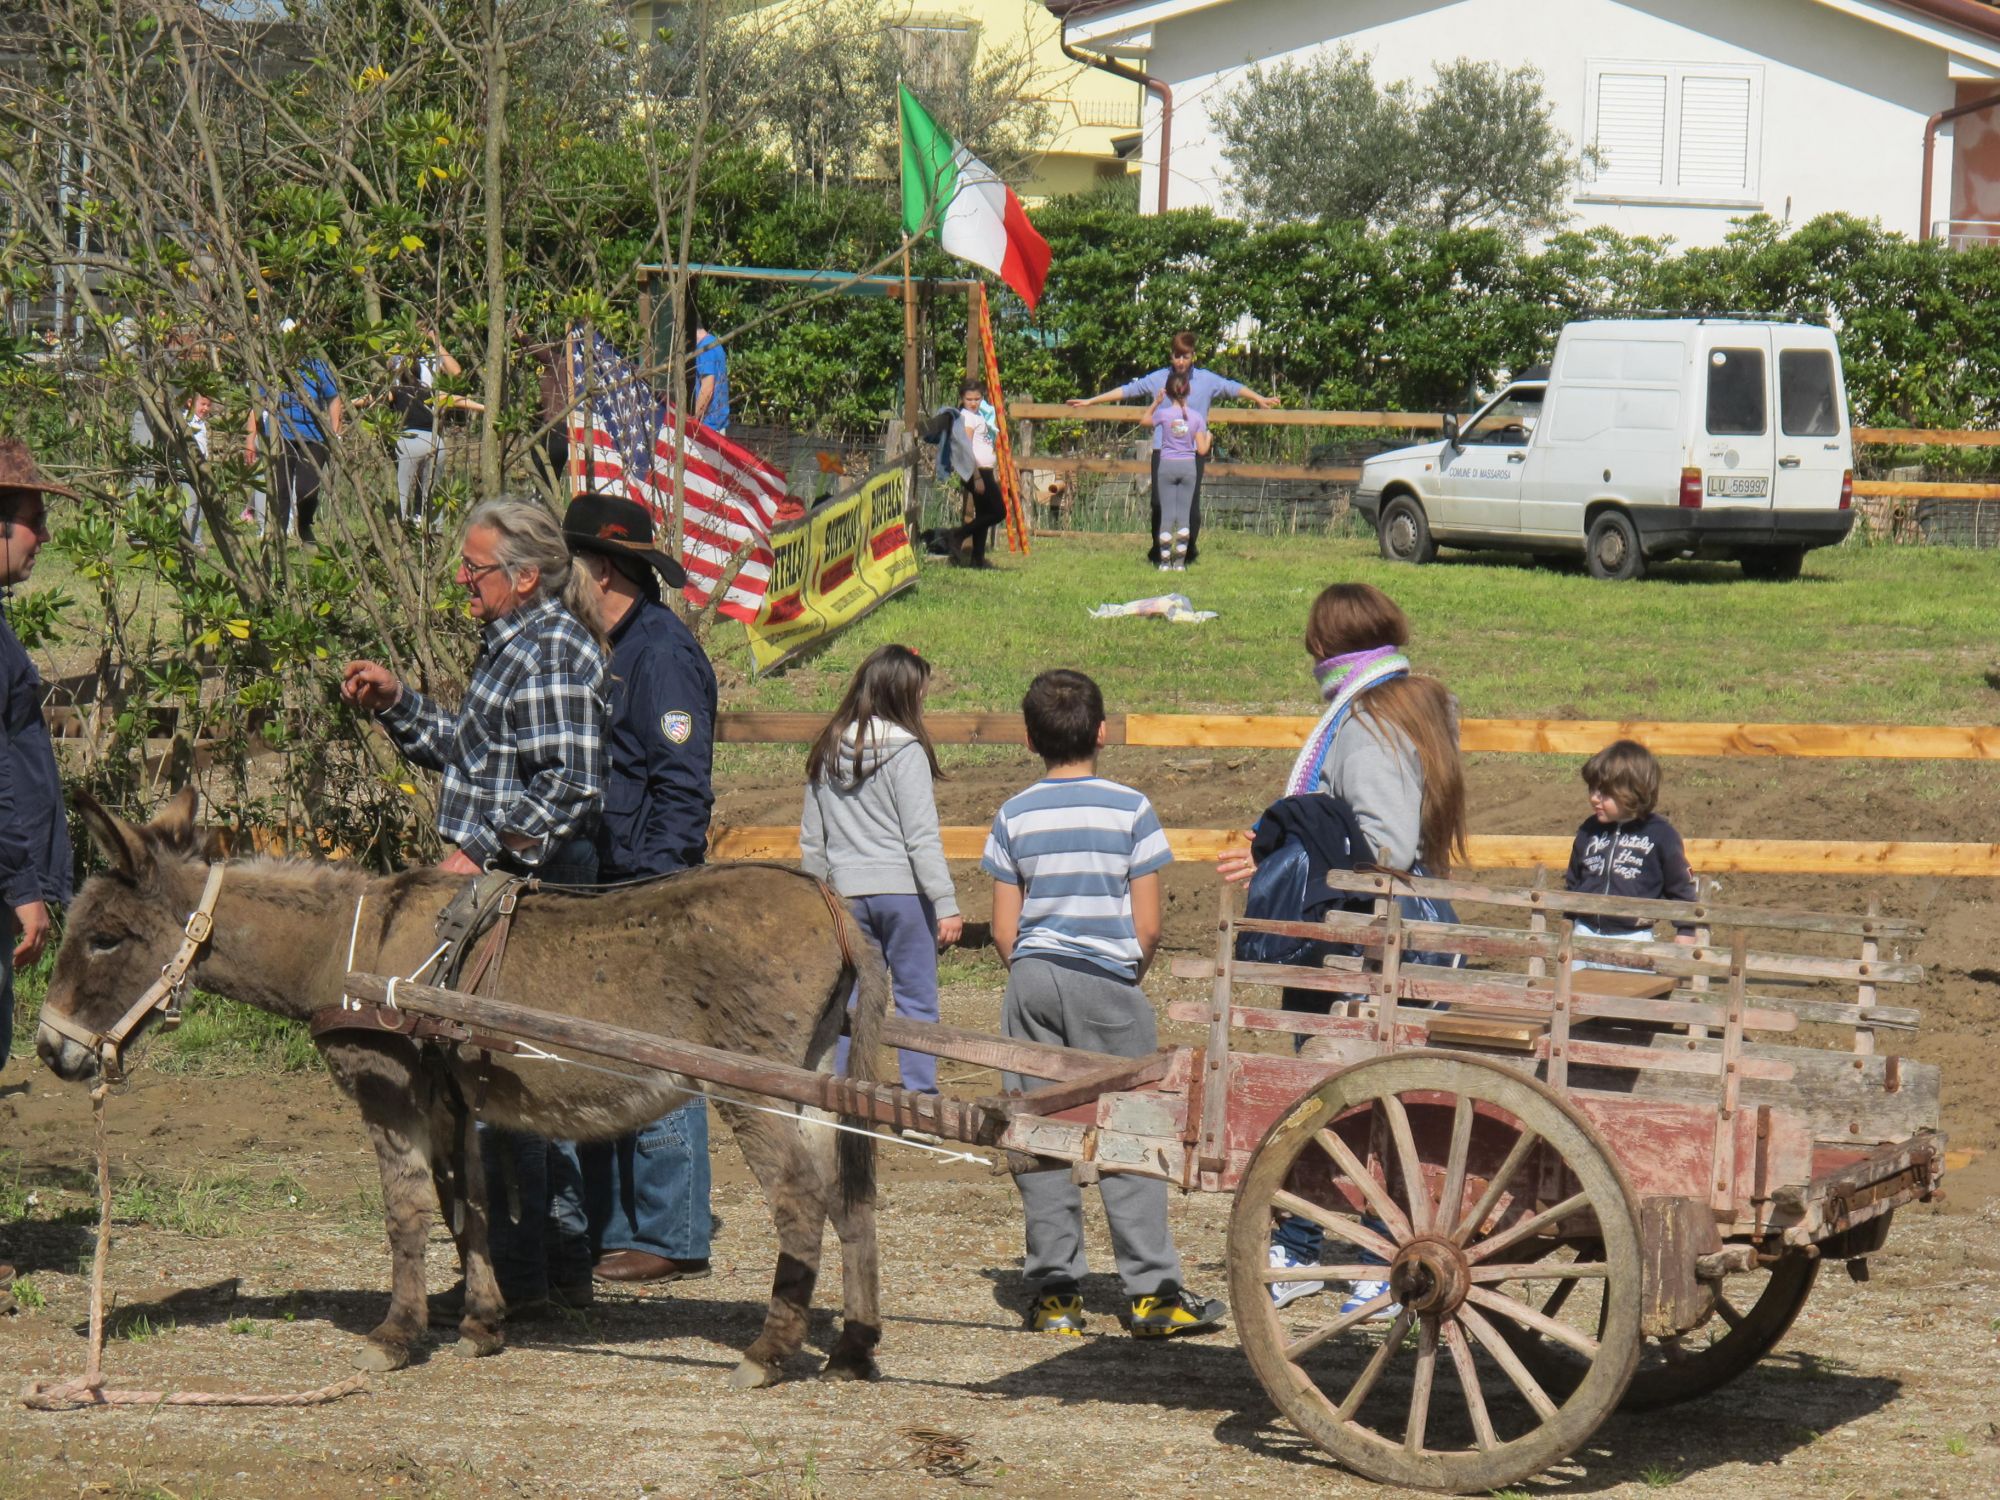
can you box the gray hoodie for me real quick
[800,719,959,917]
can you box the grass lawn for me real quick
[715,531,2000,727]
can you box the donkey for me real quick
[35,788,892,1388]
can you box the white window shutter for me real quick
[1678,75,1752,192]
[1594,72,1668,187]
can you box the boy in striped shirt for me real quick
[983,669,1226,1340]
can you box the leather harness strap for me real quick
[816,878,857,972]
[306,998,522,1056]
[41,864,227,1082]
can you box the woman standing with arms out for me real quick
[1216,582,1468,1317]
[801,645,963,1093]
[1068,331,1280,565]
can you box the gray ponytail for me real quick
[464,497,605,645]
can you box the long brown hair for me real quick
[1303,582,1467,873]
[807,644,941,784]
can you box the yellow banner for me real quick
[745,468,918,675]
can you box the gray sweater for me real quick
[799,719,959,917]
[1319,710,1426,871]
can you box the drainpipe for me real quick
[1054,4,1172,215]
[1921,89,2000,240]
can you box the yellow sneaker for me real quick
[1025,1287,1087,1336]
[1126,1286,1227,1339]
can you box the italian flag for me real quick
[899,85,1051,310]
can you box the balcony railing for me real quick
[1928,219,2000,249]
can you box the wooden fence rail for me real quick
[707,825,2000,877]
[719,712,2000,760]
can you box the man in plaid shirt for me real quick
[343,500,607,879]
[341,498,608,1316]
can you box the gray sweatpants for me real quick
[1156,458,1199,542]
[1002,955,1184,1297]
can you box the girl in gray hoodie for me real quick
[801,645,961,1092]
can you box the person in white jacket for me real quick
[801,644,962,1092]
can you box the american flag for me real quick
[567,328,786,621]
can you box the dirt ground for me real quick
[1,755,1996,1499]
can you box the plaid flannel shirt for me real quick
[379,596,607,867]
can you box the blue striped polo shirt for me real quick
[981,776,1173,980]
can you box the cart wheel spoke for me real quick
[1438,1093,1474,1234]
[1334,1307,1414,1422]
[1312,1126,1414,1243]
[1714,1294,1744,1330]
[1406,1316,1439,1453]
[1451,1127,1540,1246]
[1466,1285,1600,1359]
[1464,1191,1592,1265]
[1382,1092,1433,1234]
[1458,1302,1560,1421]
[1259,1263,1386,1285]
[1443,1318,1497,1452]
[1471,1260,1607,1287]
[1270,1189,1400,1261]
[1283,1287,1398,1362]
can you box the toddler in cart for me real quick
[1564,739,1698,967]
[983,669,1227,1339]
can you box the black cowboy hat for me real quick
[561,491,688,590]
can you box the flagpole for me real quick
[901,237,919,455]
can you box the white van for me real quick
[1353,318,1855,579]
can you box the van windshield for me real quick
[1459,387,1545,446]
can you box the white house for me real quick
[1052,0,2000,245]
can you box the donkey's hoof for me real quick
[728,1357,780,1390]
[453,1333,503,1359]
[352,1342,409,1374]
[819,1354,880,1383]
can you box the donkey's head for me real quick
[37,786,204,1083]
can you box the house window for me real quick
[893,22,977,102]
[1583,61,1762,205]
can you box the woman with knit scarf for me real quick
[1216,581,1468,1319]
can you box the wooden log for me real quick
[987,1050,1175,1119]
[1015,455,1361,483]
[1852,480,2000,500]
[1854,425,2000,447]
[876,1015,1132,1082]
[705,827,2000,880]
[338,974,1014,1144]
[1005,402,1446,429]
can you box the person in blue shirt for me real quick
[691,322,730,435]
[247,319,343,544]
[1068,330,1280,566]
[0,439,76,1306]
[562,491,720,1285]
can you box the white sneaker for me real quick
[1339,1278,1399,1320]
[1158,561,1174,572]
[1268,1243,1325,1309]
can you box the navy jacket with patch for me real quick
[0,612,72,910]
[1563,813,1696,933]
[596,596,716,879]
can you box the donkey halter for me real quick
[40,865,226,1084]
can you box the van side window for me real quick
[1706,348,1766,435]
[1778,350,1840,436]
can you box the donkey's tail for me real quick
[830,893,891,1212]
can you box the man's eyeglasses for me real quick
[458,559,505,585]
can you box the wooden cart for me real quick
[343,872,1943,1495]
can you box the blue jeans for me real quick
[581,1097,713,1261]
[479,1128,591,1299]
[482,833,597,1297]
[834,893,941,1093]
[0,943,14,1074]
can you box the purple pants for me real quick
[836,893,942,1093]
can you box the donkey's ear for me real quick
[148,785,200,854]
[76,792,153,885]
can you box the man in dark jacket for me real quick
[0,438,76,1303]
[562,492,719,1284]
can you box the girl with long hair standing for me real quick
[801,645,962,1092]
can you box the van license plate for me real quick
[1706,475,1770,497]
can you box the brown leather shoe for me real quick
[592,1250,711,1284]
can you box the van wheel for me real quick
[1739,546,1806,581]
[1586,511,1646,580]
[1378,496,1436,564]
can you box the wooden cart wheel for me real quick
[1227,1053,1643,1494]
[1499,1249,1820,1411]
